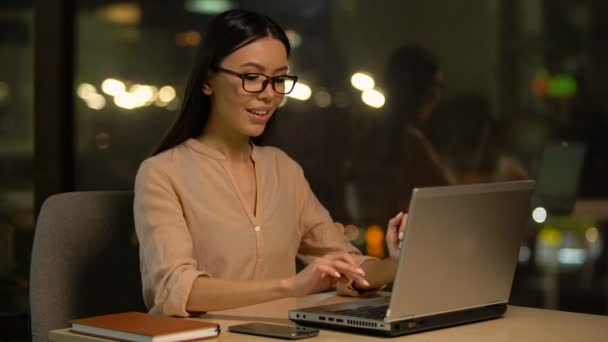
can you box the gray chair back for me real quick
[30,191,146,342]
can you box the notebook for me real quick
[289,180,535,337]
[71,312,220,342]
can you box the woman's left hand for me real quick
[386,212,407,260]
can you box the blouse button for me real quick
[254,226,261,232]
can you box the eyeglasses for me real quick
[213,66,298,94]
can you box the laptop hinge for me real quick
[383,301,508,323]
[384,310,414,323]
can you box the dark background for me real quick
[1,0,607,339]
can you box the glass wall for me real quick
[44,0,608,316]
[0,0,34,330]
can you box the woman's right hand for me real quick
[284,253,369,297]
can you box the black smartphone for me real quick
[228,322,319,339]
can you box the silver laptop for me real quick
[290,180,535,337]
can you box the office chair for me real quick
[29,191,146,342]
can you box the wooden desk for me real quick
[50,292,608,341]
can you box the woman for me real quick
[134,9,405,317]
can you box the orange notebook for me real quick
[70,312,220,342]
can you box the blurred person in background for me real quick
[383,45,529,213]
[383,45,454,210]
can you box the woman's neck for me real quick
[198,130,252,162]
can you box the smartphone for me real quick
[228,322,319,339]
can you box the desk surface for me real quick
[50,292,608,342]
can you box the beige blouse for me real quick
[134,138,374,316]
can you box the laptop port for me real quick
[319,316,326,321]
[336,319,343,323]
[328,317,334,321]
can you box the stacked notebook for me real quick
[70,312,220,342]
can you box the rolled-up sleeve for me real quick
[134,160,208,317]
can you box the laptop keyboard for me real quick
[331,304,389,320]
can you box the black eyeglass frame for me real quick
[212,66,299,94]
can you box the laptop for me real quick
[290,180,535,337]
[532,141,585,214]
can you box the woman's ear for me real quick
[202,80,213,95]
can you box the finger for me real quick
[397,215,407,248]
[352,276,371,288]
[332,266,369,288]
[320,257,364,279]
[398,213,408,236]
[324,253,359,269]
[330,262,369,287]
[387,213,404,243]
[332,260,365,277]
[387,212,403,231]
[316,264,342,279]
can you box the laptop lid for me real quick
[386,180,535,321]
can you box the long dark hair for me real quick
[384,45,440,149]
[153,9,291,155]
[384,45,440,126]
